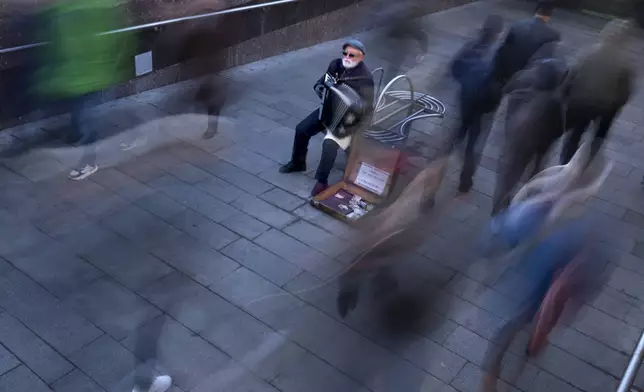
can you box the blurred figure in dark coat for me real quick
[491,0,561,87]
[367,0,430,82]
[560,19,635,165]
[492,59,567,214]
[446,15,504,193]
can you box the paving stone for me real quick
[534,344,619,392]
[591,286,637,321]
[168,209,239,250]
[194,176,246,203]
[258,170,316,199]
[149,176,239,223]
[586,197,626,219]
[231,194,297,229]
[292,204,358,239]
[416,311,460,345]
[100,205,183,249]
[210,267,304,324]
[572,305,640,354]
[259,188,306,211]
[527,371,582,392]
[70,335,137,392]
[165,162,213,184]
[0,221,52,257]
[4,242,103,298]
[432,290,505,341]
[623,209,644,230]
[64,278,161,341]
[282,220,350,258]
[547,326,627,379]
[0,365,52,392]
[220,211,271,239]
[31,208,95,239]
[134,192,188,221]
[52,369,105,392]
[608,265,644,302]
[271,347,370,392]
[90,168,155,201]
[221,238,302,286]
[122,316,230,391]
[0,312,73,383]
[118,159,167,183]
[443,326,489,366]
[450,362,520,392]
[0,271,103,356]
[399,335,467,383]
[82,235,173,291]
[254,229,344,280]
[203,161,275,196]
[215,145,279,175]
[150,234,240,286]
[446,274,521,320]
[0,343,19,378]
[73,188,130,220]
[0,258,14,278]
[191,361,281,392]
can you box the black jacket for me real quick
[492,17,561,85]
[315,59,375,112]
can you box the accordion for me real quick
[319,73,366,138]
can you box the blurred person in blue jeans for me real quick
[35,0,135,180]
[479,150,610,392]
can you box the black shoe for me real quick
[458,180,473,193]
[337,290,359,318]
[279,161,306,173]
[310,182,328,197]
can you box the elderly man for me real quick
[279,40,375,197]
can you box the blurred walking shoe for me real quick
[132,375,172,392]
[69,164,98,181]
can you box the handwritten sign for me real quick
[355,163,389,196]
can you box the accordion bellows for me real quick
[319,73,366,139]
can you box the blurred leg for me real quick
[590,106,620,161]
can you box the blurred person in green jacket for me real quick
[35,0,135,180]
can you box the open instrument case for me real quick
[311,136,400,223]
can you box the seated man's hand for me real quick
[314,83,325,99]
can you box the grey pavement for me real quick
[1,0,644,391]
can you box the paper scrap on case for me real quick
[355,162,389,195]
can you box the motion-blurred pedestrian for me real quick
[35,0,135,180]
[560,19,635,165]
[446,15,504,193]
[492,59,567,214]
[491,0,560,87]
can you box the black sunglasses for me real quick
[342,51,358,58]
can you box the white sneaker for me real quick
[132,375,172,392]
[69,164,98,181]
[120,136,147,151]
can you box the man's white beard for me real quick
[342,58,359,69]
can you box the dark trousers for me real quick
[69,92,102,167]
[492,143,548,215]
[133,316,164,390]
[560,103,621,165]
[291,109,345,184]
[196,78,227,136]
[447,107,494,189]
